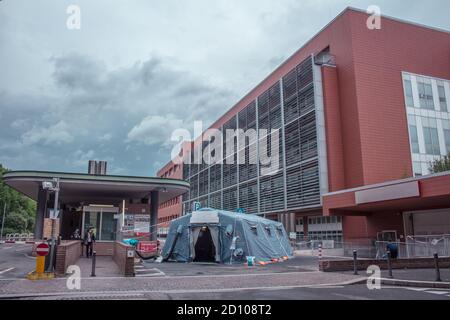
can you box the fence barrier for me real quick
[293,234,450,260]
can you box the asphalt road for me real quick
[1,245,450,300]
[13,284,450,300]
[0,243,35,279]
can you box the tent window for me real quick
[250,225,258,236]
[276,226,283,237]
[225,224,233,237]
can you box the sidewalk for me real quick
[341,267,450,289]
[75,256,122,278]
[379,268,450,289]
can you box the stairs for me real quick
[134,259,165,277]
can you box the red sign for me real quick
[36,243,50,257]
[137,241,158,254]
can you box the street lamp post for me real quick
[43,178,60,272]
[0,202,6,241]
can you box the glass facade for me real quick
[182,56,326,215]
[82,206,118,241]
[403,72,450,176]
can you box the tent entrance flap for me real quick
[193,226,217,263]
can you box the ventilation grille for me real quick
[259,171,285,213]
[223,186,238,212]
[286,159,320,208]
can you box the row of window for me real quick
[159,196,181,209]
[404,77,448,112]
[300,216,342,225]
[157,214,180,224]
[160,165,181,178]
[408,116,450,156]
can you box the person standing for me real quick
[84,228,96,258]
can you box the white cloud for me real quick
[21,121,74,146]
[127,114,184,146]
[99,133,113,141]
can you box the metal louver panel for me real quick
[238,179,258,214]
[223,186,238,212]
[209,164,222,192]
[286,159,320,208]
[190,174,199,199]
[199,169,209,196]
[209,192,222,210]
[259,171,285,213]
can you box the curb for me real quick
[1,241,36,244]
[380,278,450,289]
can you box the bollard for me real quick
[386,250,393,279]
[91,251,97,277]
[434,253,442,282]
[353,250,358,275]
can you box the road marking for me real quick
[332,293,372,300]
[426,290,449,295]
[307,285,345,289]
[404,287,429,292]
[0,278,369,299]
[2,247,14,250]
[0,267,15,274]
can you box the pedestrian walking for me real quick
[84,228,96,258]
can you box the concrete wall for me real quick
[320,256,450,272]
[90,242,114,256]
[112,241,135,277]
[55,240,82,275]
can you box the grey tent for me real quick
[161,208,293,264]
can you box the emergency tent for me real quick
[161,208,293,264]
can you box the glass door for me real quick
[82,206,119,241]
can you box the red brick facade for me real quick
[157,8,450,242]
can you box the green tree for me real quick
[0,164,36,234]
[429,154,450,174]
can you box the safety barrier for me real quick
[375,238,450,259]
[3,233,36,243]
[294,236,450,260]
[294,239,377,258]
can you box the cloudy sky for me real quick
[0,0,449,176]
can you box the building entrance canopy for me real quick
[3,171,190,240]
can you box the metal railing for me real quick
[374,235,450,259]
[293,238,377,259]
[4,233,35,241]
[294,235,450,260]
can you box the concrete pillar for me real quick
[282,214,288,232]
[150,191,159,241]
[289,212,296,234]
[34,187,47,240]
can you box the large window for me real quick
[417,79,435,110]
[422,118,441,155]
[408,115,420,153]
[438,84,448,112]
[443,120,450,154]
[403,79,414,108]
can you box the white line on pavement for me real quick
[0,267,15,274]
[426,290,449,295]
[0,278,369,298]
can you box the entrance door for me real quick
[82,206,119,241]
[194,226,216,262]
[404,209,450,235]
